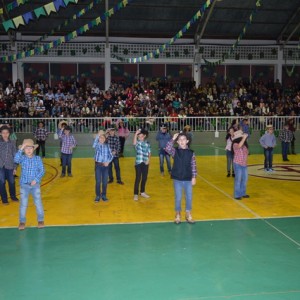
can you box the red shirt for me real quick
[233,144,248,166]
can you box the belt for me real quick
[95,162,105,166]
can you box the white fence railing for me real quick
[1,116,298,134]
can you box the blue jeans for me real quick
[282,142,289,160]
[159,151,171,173]
[264,148,273,169]
[233,163,248,198]
[19,184,44,223]
[0,167,16,203]
[61,153,72,175]
[173,179,192,212]
[226,150,234,173]
[95,164,109,198]
[108,157,121,181]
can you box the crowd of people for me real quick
[0,77,300,125]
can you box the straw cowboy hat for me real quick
[19,139,39,150]
[232,130,244,140]
[58,120,68,128]
[266,124,273,129]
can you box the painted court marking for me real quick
[198,174,300,248]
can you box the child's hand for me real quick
[103,162,109,167]
[31,180,37,186]
[173,133,179,140]
[192,178,196,186]
[135,129,141,135]
[145,159,150,165]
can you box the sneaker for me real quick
[269,169,275,173]
[102,196,109,202]
[2,201,9,205]
[227,173,230,177]
[174,214,181,224]
[38,221,45,229]
[108,179,113,184]
[264,168,270,172]
[117,181,124,185]
[60,174,65,178]
[18,222,25,230]
[243,195,250,198]
[68,174,73,177]
[232,173,235,177]
[94,196,100,202]
[133,195,138,201]
[140,192,150,198]
[185,213,195,224]
[11,197,19,202]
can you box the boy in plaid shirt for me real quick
[106,128,124,184]
[33,121,48,158]
[58,125,76,177]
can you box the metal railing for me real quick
[1,116,298,134]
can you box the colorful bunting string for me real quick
[203,0,262,66]
[0,0,30,15]
[0,0,133,62]
[1,0,78,32]
[111,0,214,63]
[24,0,103,52]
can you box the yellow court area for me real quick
[1,154,300,228]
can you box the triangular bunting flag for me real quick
[63,0,77,5]
[95,17,101,25]
[34,7,46,18]
[3,19,15,32]
[54,0,66,11]
[13,15,25,28]
[23,11,34,24]
[44,2,56,15]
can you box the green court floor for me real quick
[1,218,300,300]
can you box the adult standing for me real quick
[232,130,249,200]
[117,120,130,157]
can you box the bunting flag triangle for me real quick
[3,19,15,32]
[23,11,34,24]
[95,17,101,25]
[54,0,66,11]
[0,8,3,15]
[44,2,56,15]
[34,7,46,18]
[13,15,25,28]
[63,0,77,4]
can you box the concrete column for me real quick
[276,47,283,83]
[104,46,111,90]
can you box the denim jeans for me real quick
[0,167,16,203]
[282,142,289,160]
[226,150,234,173]
[108,157,121,181]
[173,179,192,212]
[20,184,44,223]
[119,136,126,155]
[134,163,149,195]
[61,153,72,175]
[233,163,248,198]
[264,148,273,169]
[95,164,109,198]
[159,152,171,173]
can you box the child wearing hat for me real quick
[165,131,197,224]
[58,124,77,177]
[14,139,45,230]
[33,121,49,158]
[259,124,276,172]
[93,130,113,202]
[0,125,19,204]
[232,130,249,200]
[133,128,151,201]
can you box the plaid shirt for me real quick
[107,135,120,157]
[14,150,45,184]
[58,130,77,154]
[34,128,49,141]
[233,143,248,166]
[135,140,151,165]
[279,129,293,143]
[165,139,197,178]
[0,139,17,170]
[93,138,113,163]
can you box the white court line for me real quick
[198,174,300,248]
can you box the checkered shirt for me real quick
[107,135,120,157]
[135,140,151,165]
[58,130,77,154]
[34,128,49,141]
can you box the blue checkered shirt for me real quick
[107,135,120,157]
[14,150,45,184]
[58,130,77,154]
[93,138,113,163]
[135,140,151,165]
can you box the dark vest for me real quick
[171,148,194,181]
